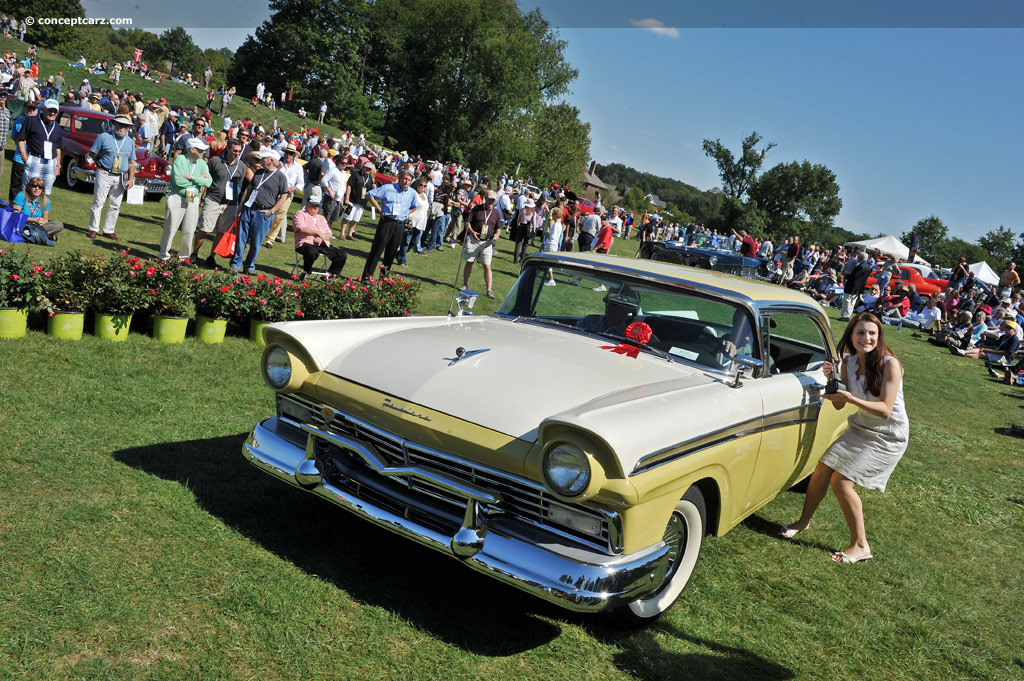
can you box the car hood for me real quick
[312,316,719,443]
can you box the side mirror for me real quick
[731,355,764,388]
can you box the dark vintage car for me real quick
[57,106,171,195]
[638,239,771,279]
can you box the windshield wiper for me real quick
[515,316,580,331]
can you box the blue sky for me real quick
[79,0,1022,242]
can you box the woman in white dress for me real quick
[781,312,909,563]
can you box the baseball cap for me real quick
[187,137,209,150]
[168,110,179,117]
[1005,320,1018,330]
[43,99,59,110]
[307,186,323,205]
[259,149,280,162]
[112,114,133,126]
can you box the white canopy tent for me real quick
[967,261,1000,286]
[844,235,930,265]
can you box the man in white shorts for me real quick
[461,190,502,298]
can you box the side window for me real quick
[767,312,828,374]
[59,114,71,130]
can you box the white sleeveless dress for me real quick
[819,355,909,492]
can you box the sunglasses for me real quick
[28,184,44,189]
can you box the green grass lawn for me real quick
[2,33,1023,681]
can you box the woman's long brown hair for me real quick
[835,312,896,396]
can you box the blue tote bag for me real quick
[0,199,28,243]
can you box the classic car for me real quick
[638,238,771,279]
[866,263,947,296]
[243,254,852,623]
[57,106,171,195]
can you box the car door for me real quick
[744,307,841,508]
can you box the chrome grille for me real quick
[276,393,612,551]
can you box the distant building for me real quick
[645,193,667,209]
[582,161,611,202]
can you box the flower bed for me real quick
[0,249,419,341]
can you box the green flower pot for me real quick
[249,319,270,345]
[0,307,28,339]
[47,311,85,341]
[196,315,228,345]
[153,315,190,344]
[95,313,133,342]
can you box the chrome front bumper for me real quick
[243,417,671,613]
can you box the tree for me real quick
[524,103,590,187]
[749,160,842,235]
[0,0,86,54]
[702,132,775,202]
[362,0,578,171]
[976,225,1018,272]
[228,0,377,132]
[155,27,201,74]
[901,215,948,264]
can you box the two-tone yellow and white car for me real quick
[244,253,851,623]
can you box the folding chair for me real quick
[291,249,332,279]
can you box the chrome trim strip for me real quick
[244,418,670,612]
[631,403,819,475]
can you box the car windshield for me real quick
[680,234,736,252]
[496,262,755,372]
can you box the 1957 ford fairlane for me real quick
[243,253,851,623]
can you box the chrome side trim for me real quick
[243,418,671,613]
[631,403,819,475]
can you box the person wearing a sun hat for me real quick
[159,137,212,263]
[14,98,62,196]
[84,113,136,239]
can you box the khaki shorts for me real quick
[199,198,228,233]
[461,236,493,265]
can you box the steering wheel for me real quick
[691,328,732,369]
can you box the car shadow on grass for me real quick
[113,434,563,655]
[586,623,794,681]
[741,514,838,554]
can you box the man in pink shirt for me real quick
[293,187,347,278]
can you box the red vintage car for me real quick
[57,106,171,195]
[866,263,948,296]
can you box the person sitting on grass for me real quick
[951,319,1021,365]
[857,284,882,312]
[13,176,63,242]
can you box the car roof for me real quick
[524,252,823,309]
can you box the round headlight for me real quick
[263,346,292,389]
[708,255,718,268]
[543,443,591,497]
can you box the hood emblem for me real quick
[382,398,431,421]
[445,346,490,366]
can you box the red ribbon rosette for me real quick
[601,322,653,358]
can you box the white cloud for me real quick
[683,141,695,149]
[629,18,680,39]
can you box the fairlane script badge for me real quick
[382,398,432,421]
